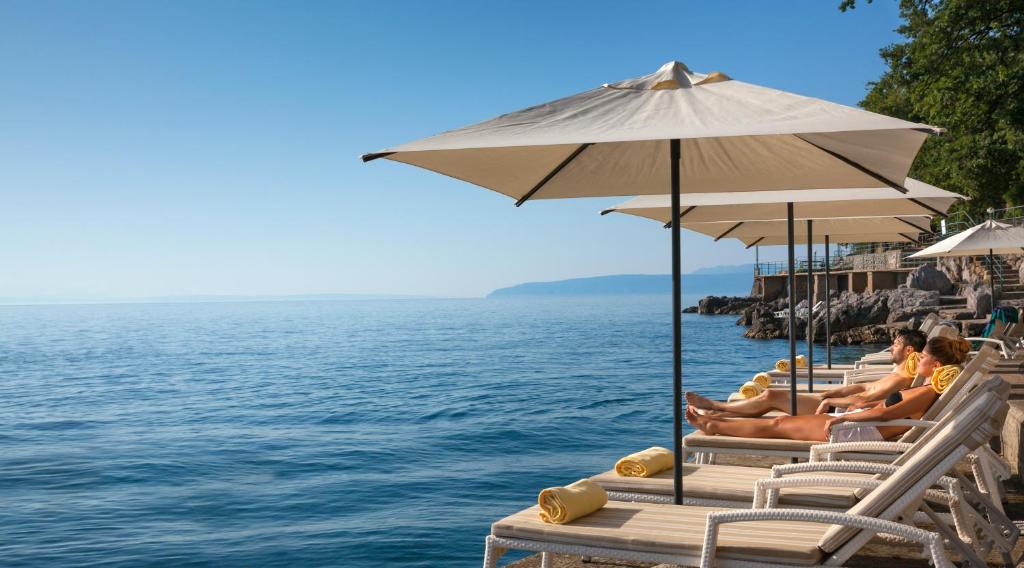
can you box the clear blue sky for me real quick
[0,0,905,299]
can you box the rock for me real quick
[682,306,698,313]
[965,284,993,318]
[743,306,785,339]
[884,288,941,323]
[830,324,895,345]
[906,263,953,295]
[696,295,758,315]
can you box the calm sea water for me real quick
[0,297,874,567]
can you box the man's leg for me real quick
[686,389,821,417]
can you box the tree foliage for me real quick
[843,0,1024,213]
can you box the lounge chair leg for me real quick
[539,551,553,568]
[482,536,506,568]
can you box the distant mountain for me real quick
[688,263,755,275]
[487,273,752,298]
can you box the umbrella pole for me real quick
[670,139,683,504]
[787,203,797,416]
[806,220,814,393]
[990,248,997,308]
[825,235,831,369]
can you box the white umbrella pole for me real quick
[670,139,683,504]
[825,235,832,369]
[806,220,814,393]
[787,203,798,415]
[990,248,997,308]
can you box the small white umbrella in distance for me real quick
[907,220,1024,257]
[908,219,1024,305]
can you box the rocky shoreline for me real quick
[686,264,995,345]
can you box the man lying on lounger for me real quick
[684,328,928,417]
[684,336,969,442]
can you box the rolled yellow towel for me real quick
[739,381,764,399]
[538,479,607,524]
[751,372,771,389]
[902,351,921,377]
[615,446,674,477]
[727,392,744,402]
[775,358,790,372]
[795,354,808,368]
[930,365,961,393]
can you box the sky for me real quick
[0,0,908,299]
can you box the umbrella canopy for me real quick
[682,216,932,247]
[363,61,941,203]
[363,60,942,505]
[907,220,1024,258]
[601,178,963,224]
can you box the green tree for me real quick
[843,0,1024,213]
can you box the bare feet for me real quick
[685,391,717,411]
[685,406,713,434]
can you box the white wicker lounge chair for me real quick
[683,346,999,464]
[483,391,1008,568]
[590,376,1018,564]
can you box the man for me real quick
[684,328,928,417]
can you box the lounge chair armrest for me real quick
[754,471,957,508]
[701,509,948,568]
[829,419,935,434]
[809,441,913,462]
[752,476,881,508]
[771,461,897,478]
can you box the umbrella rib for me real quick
[745,237,765,249]
[895,217,931,233]
[361,151,395,162]
[515,143,592,207]
[898,232,921,244]
[793,135,909,194]
[663,206,696,228]
[714,222,744,241]
[907,198,947,217]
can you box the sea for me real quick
[0,296,876,567]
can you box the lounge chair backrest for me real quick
[918,312,939,334]
[898,345,997,444]
[818,391,1008,557]
[928,324,959,339]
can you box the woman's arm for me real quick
[824,386,938,436]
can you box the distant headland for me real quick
[487,265,754,298]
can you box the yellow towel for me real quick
[751,372,771,389]
[775,359,790,372]
[615,446,674,477]
[795,354,808,368]
[727,392,744,402]
[930,365,961,393]
[902,351,921,377]
[739,381,764,398]
[538,479,607,524]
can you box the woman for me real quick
[685,336,971,442]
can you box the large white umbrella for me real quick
[600,178,961,224]
[908,219,1024,305]
[363,60,941,502]
[681,216,932,246]
[602,182,962,389]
